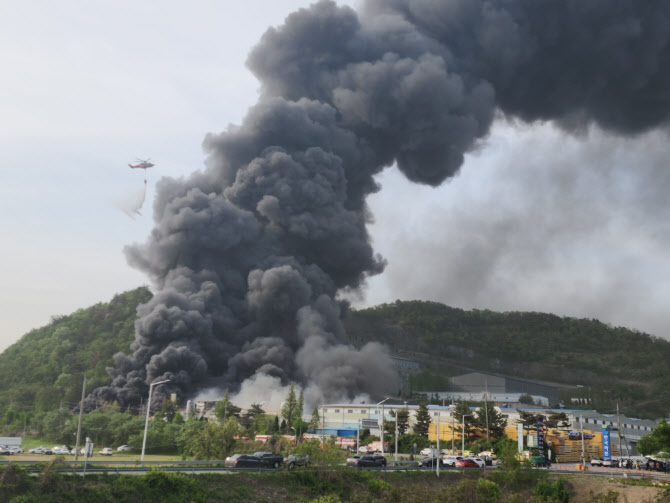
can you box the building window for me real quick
[323,408,327,413]
[334,409,340,413]
[361,410,367,414]
[348,410,353,414]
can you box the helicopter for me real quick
[128,158,154,170]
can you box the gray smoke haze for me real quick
[363,122,670,338]
[87,0,670,409]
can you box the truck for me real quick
[367,441,390,453]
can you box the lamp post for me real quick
[461,414,472,456]
[141,379,170,462]
[377,398,389,455]
[394,411,398,463]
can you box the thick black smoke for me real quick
[87,0,670,409]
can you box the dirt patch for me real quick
[565,476,670,503]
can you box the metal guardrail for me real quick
[0,460,228,466]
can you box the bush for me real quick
[532,479,570,503]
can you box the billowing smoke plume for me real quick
[87,0,670,409]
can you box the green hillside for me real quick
[1,291,668,428]
[0,287,151,427]
[344,300,670,419]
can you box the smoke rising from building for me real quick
[87,0,670,409]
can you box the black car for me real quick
[420,456,442,468]
[348,455,387,468]
[252,451,284,468]
[224,452,283,469]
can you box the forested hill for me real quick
[0,287,151,418]
[2,292,668,421]
[343,300,670,419]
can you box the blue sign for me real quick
[536,416,545,457]
[602,426,611,460]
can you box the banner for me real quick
[602,425,611,460]
[536,416,545,457]
[517,423,523,453]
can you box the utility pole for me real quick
[357,419,360,453]
[74,376,86,464]
[616,404,630,457]
[451,398,455,454]
[484,380,490,443]
[580,416,585,464]
[436,411,440,477]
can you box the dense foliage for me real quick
[344,300,670,418]
[0,287,152,433]
[0,462,548,503]
[636,420,670,455]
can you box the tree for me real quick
[179,417,239,459]
[474,403,507,440]
[545,412,569,430]
[637,420,670,455]
[240,403,266,431]
[453,401,476,442]
[516,409,541,433]
[215,389,241,422]
[281,383,298,430]
[519,394,534,405]
[310,407,320,429]
[293,388,304,436]
[156,397,177,423]
[413,402,431,436]
[397,407,410,435]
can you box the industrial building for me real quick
[318,402,659,457]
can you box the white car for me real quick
[8,447,23,454]
[358,446,371,453]
[470,457,486,468]
[100,448,113,456]
[52,446,71,455]
[442,455,464,467]
[117,445,133,452]
[29,446,52,454]
[420,447,439,457]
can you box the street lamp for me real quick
[141,378,170,462]
[461,414,472,456]
[377,398,390,455]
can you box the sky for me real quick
[2,0,670,353]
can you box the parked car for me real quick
[100,448,113,456]
[442,455,464,467]
[286,454,310,470]
[602,459,613,467]
[347,455,387,468]
[590,457,603,466]
[529,456,551,467]
[225,454,260,468]
[7,447,23,454]
[358,446,372,454]
[420,447,438,457]
[117,445,132,452]
[29,446,52,455]
[470,457,487,468]
[252,451,284,468]
[455,459,481,468]
[478,450,497,460]
[52,446,71,455]
[420,456,441,468]
[0,446,11,455]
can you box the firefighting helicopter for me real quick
[128,158,154,170]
